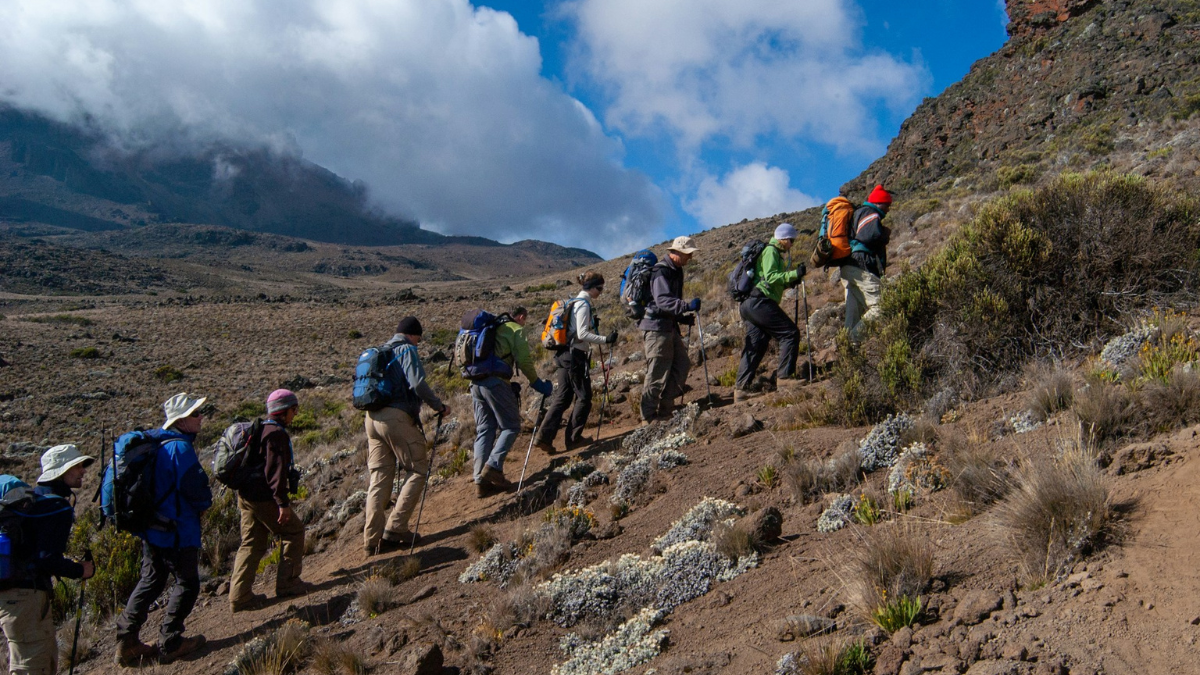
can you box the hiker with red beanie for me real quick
[841,185,893,339]
[228,389,309,613]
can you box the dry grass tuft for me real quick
[372,555,421,585]
[311,639,367,675]
[237,619,311,675]
[357,575,396,617]
[939,432,1014,513]
[1141,367,1200,432]
[1027,367,1075,420]
[713,523,760,561]
[843,523,935,623]
[468,525,499,554]
[1072,381,1138,449]
[782,442,861,504]
[997,449,1112,583]
[489,583,551,632]
[900,416,939,448]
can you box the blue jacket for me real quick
[145,430,213,549]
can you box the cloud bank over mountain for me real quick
[0,0,666,256]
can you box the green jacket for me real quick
[754,238,800,303]
[495,321,538,383]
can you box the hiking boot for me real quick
[733,389,763,403]
[157,635,206,664]
[114,637,157,667]
[276,580,316,598]
[230,592,269,613]
[382,530,416,546]
[476,480,493,498]
[534,440,557,455]
[481,466,513,491]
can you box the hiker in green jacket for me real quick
[473,307,552,496]
[734,224,805,401]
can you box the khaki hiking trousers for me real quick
[840,264,882,340]
[229,496,305,605]
[0,587,56,675]
[364,406,429,551]
[640,329,690,421]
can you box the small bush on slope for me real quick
[842,523,935,630]
[834,172,1200,424]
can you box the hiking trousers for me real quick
[0,588,55,675]
[229,496,305,605]
[116,542,200,653]
[641,329,690,420]
[363,406,429,550]
[735,294,800,390]
[536,348,592,449]
[841,263,882,340]
[471,377,522,481]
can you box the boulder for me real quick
[729,413,762,438]
[874,644,908,675]
[963,659,1022,675]
[398,641,443,675]
[774,614,835,641]
[954,590,1002,626]
[738,506,783,542]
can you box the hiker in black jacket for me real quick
[0,445,95,674]
[638,236,701,423]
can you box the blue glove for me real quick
[687,298,701,313]
[532,379,553,397]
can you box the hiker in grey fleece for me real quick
[363,316,449,555]
[638,236,701,422]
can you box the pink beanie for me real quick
[267,389,299,415]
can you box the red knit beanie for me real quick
[868,185,892,205]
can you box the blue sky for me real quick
[0,0,1009,257]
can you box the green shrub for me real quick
[524,282,558,293]
[436,446,470,479]
[25,314,93,326]
[871,595,923,633]
[347,329,364,339]
[154,365,184,383]
[66,511,142,618]
[289,409,320,431]
[69,346,101,359]
[997,164,1039,188]
[717,365,737,387]
[202,488,241,574]
[870,173,1199,402]
[231,400,268,420]
[425,327,457,347]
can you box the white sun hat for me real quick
[668,235,700,255]
[37,444,96,484]
[162,392,207,430]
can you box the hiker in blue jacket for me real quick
[0,445,95,675]
[114,393,213,667]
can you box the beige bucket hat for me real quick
[37,444,96,484]
[162,392,207,430]
[668,235,699,255]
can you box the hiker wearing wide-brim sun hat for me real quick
[162,392,207,430]
[638,236,702,423]
[36,443,95,484]
[0,444,96,674]
[115,391,214,666]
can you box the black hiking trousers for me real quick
[115,542,201,652]
[735,293,800,390]
[536,347,592,448]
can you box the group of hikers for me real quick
[0,185,891,673]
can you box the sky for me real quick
[0,0,1009,258]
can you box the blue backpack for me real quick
[455,310,514,381]
[101,430,174,534]
[619,250,658,321]
[0,476,71,579]
[353,345,402,411]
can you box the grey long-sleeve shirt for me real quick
[382,333,445,418]
[569,291,608,350]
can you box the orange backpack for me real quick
[810,196,855,267]
[541,298,580,350]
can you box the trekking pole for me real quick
[408,412,444,555]
[68,550,93,675]
[593,346,611,442]
[684,324,693,407]
[801,280,815,382]
[695,312,712,403]
[518,395,548,492]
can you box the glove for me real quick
[687,298,701,313]
[532,379,553,397]
[677,314,695,326]
[789,264,806,287]
[605,330,618,345]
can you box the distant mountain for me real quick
[0,105,601,262]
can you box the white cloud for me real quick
[686,162,818,229]
[0,0,665,257]
[564,0,927,155]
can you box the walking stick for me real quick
[409,412,444,555]
[518,395,548,492]
[695,311,713,403]
[593,346,611,442]
[68,550,93,674]
[801,280,815,382]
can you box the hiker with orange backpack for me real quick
[534,272,616,454]
[814,185,893,340]
[733,224,805,401]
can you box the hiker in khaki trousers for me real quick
[363,316,449,555]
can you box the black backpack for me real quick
[619,249,658,321]
[727,240,768,302]
[0,476,71,580]
[101,430,174,533]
